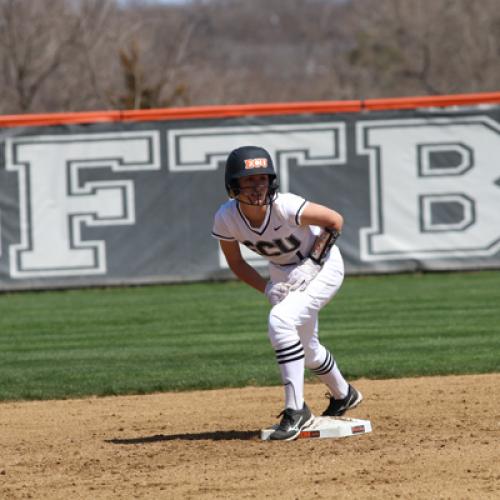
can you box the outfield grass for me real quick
[0,271,499,401]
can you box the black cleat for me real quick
[322,385,363,417]
[269,402,314,441]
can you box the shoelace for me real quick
[275,409,294,427]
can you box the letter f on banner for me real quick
[357,117,500,260]
[6,132,160,277]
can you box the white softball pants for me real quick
[267,246,346,409]
[268,245,344,361]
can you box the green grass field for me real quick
[0,270,499,401]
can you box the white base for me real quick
[260,415,372,441]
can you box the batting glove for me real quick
[264,281,290,306]
[286,258,320,291]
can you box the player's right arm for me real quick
[219,240,267,294]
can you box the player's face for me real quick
[238,175,270,206]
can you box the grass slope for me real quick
[0,271,499,400]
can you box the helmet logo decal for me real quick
[244,158,268,169]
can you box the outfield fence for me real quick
[1,92,500,290]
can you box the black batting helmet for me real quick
[224,146,279,201]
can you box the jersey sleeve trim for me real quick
[211,231,235,241]
[295,200,308,225]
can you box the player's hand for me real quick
[264,281,290,306]
[287,258,320,291]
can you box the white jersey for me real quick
[212,193,320,266]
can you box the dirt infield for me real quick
[1,374,499,499]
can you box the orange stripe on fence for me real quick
[0,110,122,127]
[0,101,362,128]
[363,91,500,110]
[1,91,500,128]
[121,100,362,122]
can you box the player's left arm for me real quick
[299,202,343,233]
[286,203,343,291]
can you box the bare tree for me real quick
[110,1,203,108]
[0,0,84,112]
[344,0,500,98]
[1,0,500,114]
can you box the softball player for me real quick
[212,145,362,441]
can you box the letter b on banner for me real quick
[358,117,500,260]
